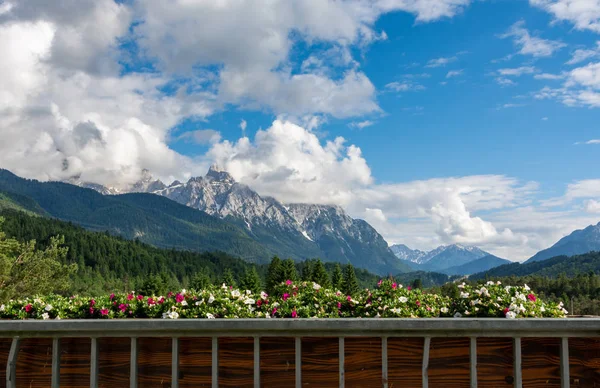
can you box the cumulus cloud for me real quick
[425,56,457,68]
[530,0,600,33]
[349,120,375,129]
[585,199,600,213]
[566,42,600,65]
[542,179,600,207]
[500,21,565,57]
[446,70,464,78]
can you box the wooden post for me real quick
[382,337,388,388]
[295,337,302,388]
[90,337,99,388]
[5,337,20,388]
[52,338,60,388]
[422,337,431,388]
[130,337,138,388]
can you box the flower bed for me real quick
[0,280,568,320]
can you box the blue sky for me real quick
[1,0,599,260]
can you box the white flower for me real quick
[244,298,255,305]
[312,282,321,290]
[464,310,471,315]
[44,304,53,312]
[266,313,271,319]
[497,297,503,302]
[457,282,466,289]
[440,307,449,313]
[180,301,188,306]
[245,290,252,295]
[231,290,241,298]
[523,284,530,291]
[505,311,516,319]
[55,316,61,320]
[486,281,494,286]
[0,305,5,311]
[454,312,462,318]
[208,295,215,304]
[460,292,469,299]
[260,291,268,300]
[163,311,179,319]
[375,313,381,318]
[181,289,187,295]
[496,281,502,285]
[34,298,42,304]
[517,293,526,302]
[398,296,408,303]
[206,313,215,319]
[540,306,546,312]
[195,299,204,306]
[221,283,227,289]
[42,313,50,320]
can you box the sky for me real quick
[0,0,599,261]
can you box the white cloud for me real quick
[239,120,247,132]
[585,139,600,144]
[498,66,537,76]
[495,77,517,86]
[426,56,457,68]
[497,103,526,109]
[566,42,600,65]
[385,81,425,92]
[534,73,565,80]
[446,69,464,78]
[500,21,566,57]
[350,120,375,129]
[567,62,600,89]
[585,199,600,213]
[542,179,600,207]
[530,0,600,33]
[177,129,222,145]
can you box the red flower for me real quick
[407,286,412,291]
[527,294,537,302]
[503,308,510,314]
[285,280,292,286]
[175,293,184,303]
[100,309,109,316]
[147,297,155,306]
[416,300,421,307]
[291,310,297,318]
[392,282,397,289]
[89,299,96,307]
[24,304,32,313]
[157,297,165,304]
[127,294,134,301]
[137,295,143,301]
[109,293,115,300]
[272,307,277,315]
[282,293,290,301]
[89,307,95,314]
[119,304,128,313]
[346,295,352,301]
[167,292,173,298]
[377,279,383,287]
[256,300,262,307]
[337,302,342,309]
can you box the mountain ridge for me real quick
[526,222,600,263]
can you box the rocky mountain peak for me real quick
[206,164,235,183]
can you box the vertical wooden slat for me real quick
[382,337,388,388]
[130,337,138,388]
[172,337,179,388]
[5,337,19,388]
[212,337,218,388]
[470,337,477,388]
[295,337,302,388]
[422,337,431,388]
[90,338,99,388]
[513,337,522,388]
[52,337,60,388]
[254,337,260,388]
[560,337,570,388]
[339,337,345,388]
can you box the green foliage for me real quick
[266,257,283,293]
[300,260,313,281]
[342,264,360,295]
[311,259,331,288]
[221,268,236,287]
[331,263,343,291]
[240,266,262,294]
[280,258,298,281]
[190,268,212,291]
[412,278,423,289]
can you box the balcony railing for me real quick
[1,318,599,387]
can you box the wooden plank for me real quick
[259,337,295,388]
[130,337,138,388]
[339,337,345,388]
[296,337,302,388]
[5,337,19,388]
[212,337,218,388]
[521,337,561,387]
[302,337,339,387]
[178,337,211,387]
[52,337,60,388]
[470,337,477,388]
[428,337,470,387]
[15,338,53,387]
[561,338,570,388]
[514,337,522,388]
[254,337,260,388]
[218,337,253,387]
[90,338,99,388]
[97,338,130,387]
[172,337,180,388]
[423,337,431,388]
[382,337,388,388]
[476,337,514,388]
[568,337,600,387]
[59,337,91,387]
[343,337,382,388]
[387,337,423,387]
[0,338,13,386]
[137,337,171,387]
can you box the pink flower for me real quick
[346,295,352,301]
[24,304,32,313]
[167,292,174,298]
[175,293,184,303]
[377,279,383,287]
[157,297,165,304]
[100,309,109,316]
[282,293,290,301]
[407,286,412,291]
[256,299,263,307]
[392,282,397,290]
[291,310,297,318]
[426,306,431,311]
[127,294,134,301]
[89,299,96,307]
[272,307,277,315]
[416,300,421,307]
[147,297,155,306]
[527,294,537,302]
[137,295,143,301]
[503,308,510,314]
[285,280,292,286]
[109,293,115,300]
[89,307,95,314]
[337,302,342,309]
[119,303,128,313]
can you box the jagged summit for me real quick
[206,164,235,183]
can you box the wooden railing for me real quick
[1,318,599,387]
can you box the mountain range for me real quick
[526,222,600,263]
[0,168,409,275]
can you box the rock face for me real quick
[526,222,600,263]
[68,166,408,274]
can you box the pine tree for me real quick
[240,266,262,294]
[412,278,423,289]
[221,268,236,288]
[280,258,298,282]
[266,256,283,293]
[342,264,360,296]
[190,268,212,291]
[311,259,331,288]
[331,263,343,291]
[300,260,313,281]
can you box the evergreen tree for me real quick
[240,266,262,293]
[280,258,298,282]
[300,260,313,281]
[266,256,283,293]
[221,268,236,288]
[412,278,423,290]
[138,273,167,296]
[190,268,212,291]
[342,264,360,296]
[331,263,343,290]
[311,259,331,288]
